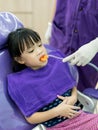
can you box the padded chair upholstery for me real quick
[0,12,33,130]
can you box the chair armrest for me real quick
[32,124,46,130]
[77,90,97,113]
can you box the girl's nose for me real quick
[36,48,42,56]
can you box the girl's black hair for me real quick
[7,28,41,72]
[7,27,41,58]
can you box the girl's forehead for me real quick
[23,43,34,50]
[23,42,41,51]
[21,37,41,52]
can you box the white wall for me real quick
[0,0,53,43]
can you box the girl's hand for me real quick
[56,99,80,119]
[57,95,77,105]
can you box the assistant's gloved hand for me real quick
[62,39,98,66]
[45,22,52,41]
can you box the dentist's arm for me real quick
[63,38,98,66]
[45,0,56,41]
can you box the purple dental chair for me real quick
[0,12,97,130]
[0,12,34,130]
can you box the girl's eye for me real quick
[28,50,34,53]
[38,44,42,47]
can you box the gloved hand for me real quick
[62,39,98,66]
[45,22,52,41]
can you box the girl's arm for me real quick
[65,86,78,105]
[25,88,80,124]
[71,87,77,101]
[57,87,78,105]
[25,107,58,124]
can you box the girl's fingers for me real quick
[68,111,81,119]
[57,95,66,100]
[71,106,80,110]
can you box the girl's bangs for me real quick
[19,33,41,53]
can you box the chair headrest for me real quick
[0,12,24,49]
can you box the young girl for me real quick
[7,28,98,130]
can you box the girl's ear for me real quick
[14,57,25,64]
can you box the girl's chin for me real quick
[31,60,48,70]
[41,60,48,66]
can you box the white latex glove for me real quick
[45,22,52,41]
[62,39,98,66]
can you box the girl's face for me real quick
[16,42,48,70]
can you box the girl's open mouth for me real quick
[40,54,48,62]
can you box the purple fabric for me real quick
[50,0,98,91]
[83,88,98,99]
[0,50,33,130]
[7,51,76,117]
